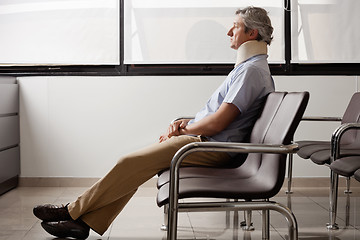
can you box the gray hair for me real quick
[235,6,274,45]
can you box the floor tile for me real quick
[0,186,360,239]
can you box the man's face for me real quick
[227,15,253,50]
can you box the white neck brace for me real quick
[235,40,268,67]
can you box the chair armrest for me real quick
[302,116,342,122]
[170,142,298,176]
[331,123,360,161]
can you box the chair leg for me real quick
[344,177,352,194]
[161,204,169,231]
[327,171,339,230]
[287,192,292,210]
[262,209,270,240]
[233,209,239,240]
[286,153,293,194]
[345,192,350,227]
[226,199,231,229]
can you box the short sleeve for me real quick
[223,65,265,113]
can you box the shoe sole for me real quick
[41,222,89,239]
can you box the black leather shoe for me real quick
[33,203,71,222]
[41,220,90,239]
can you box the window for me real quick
[0,0,119,66]
[124,0,285,64]
[1,0,359,75]
[292,0,360,63]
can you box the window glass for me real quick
[124,0,284,64]
[0,0,119,66]
[292,0,360,63]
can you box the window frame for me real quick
[0,0,359,77]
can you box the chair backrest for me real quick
[340,92,360,145]
[236,92,309,198]
[231,92,287,176]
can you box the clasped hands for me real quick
[159,119,190,143]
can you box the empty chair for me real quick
[297,92,360,165]
[289,93,360,230]
[327,122,360,229]
[286,93,360,195]
[157,92,309,240]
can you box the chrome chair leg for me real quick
[161,204,168,231]
[287,192,292,210]
[344,177,352,194]
[345,192,350,227]
[233,209,239,240]
[286,153,293,194]
[327,171,339,230]
[262,209,270,240]
[226,199,231,229]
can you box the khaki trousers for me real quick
[67,135,231,235]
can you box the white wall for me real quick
[18,75,359,178]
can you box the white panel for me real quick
[18,76,225,177]
[291,0,360,63]
[124,0,284,64]
[19,75,358,178]
[0,0,119,65]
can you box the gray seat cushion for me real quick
[330,156,360,177]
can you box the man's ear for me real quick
[249,29,259,40]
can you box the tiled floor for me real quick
[0,185,359,240]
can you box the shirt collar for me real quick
[235,40,268,67]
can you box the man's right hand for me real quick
[158,119,190,143]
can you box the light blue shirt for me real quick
[188,54,274,143]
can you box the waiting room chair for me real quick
[326,122,360,229]
[287,93,360,229]
[285,116,342,194]
[294,93,360,185]
[157,91,309,240]
[157,92,286,230]
[297,92,360,162]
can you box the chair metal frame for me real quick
[328,123,360,229]
[286,116,342,194]
[166,141,299,240]
[288,117,360,230]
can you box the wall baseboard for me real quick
[19,176,360,189]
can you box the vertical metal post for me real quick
[327,171,339,230]
[262,209,270,239]
[233,208,239,240]
[167,153,183,240]
[344,177,352,194]
[226,199,231,229]
[286,153,294,194]
[262,199,270,240]
[284,0,292,73]
[161,204,168,231]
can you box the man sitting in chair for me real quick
[33,6,275,239]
